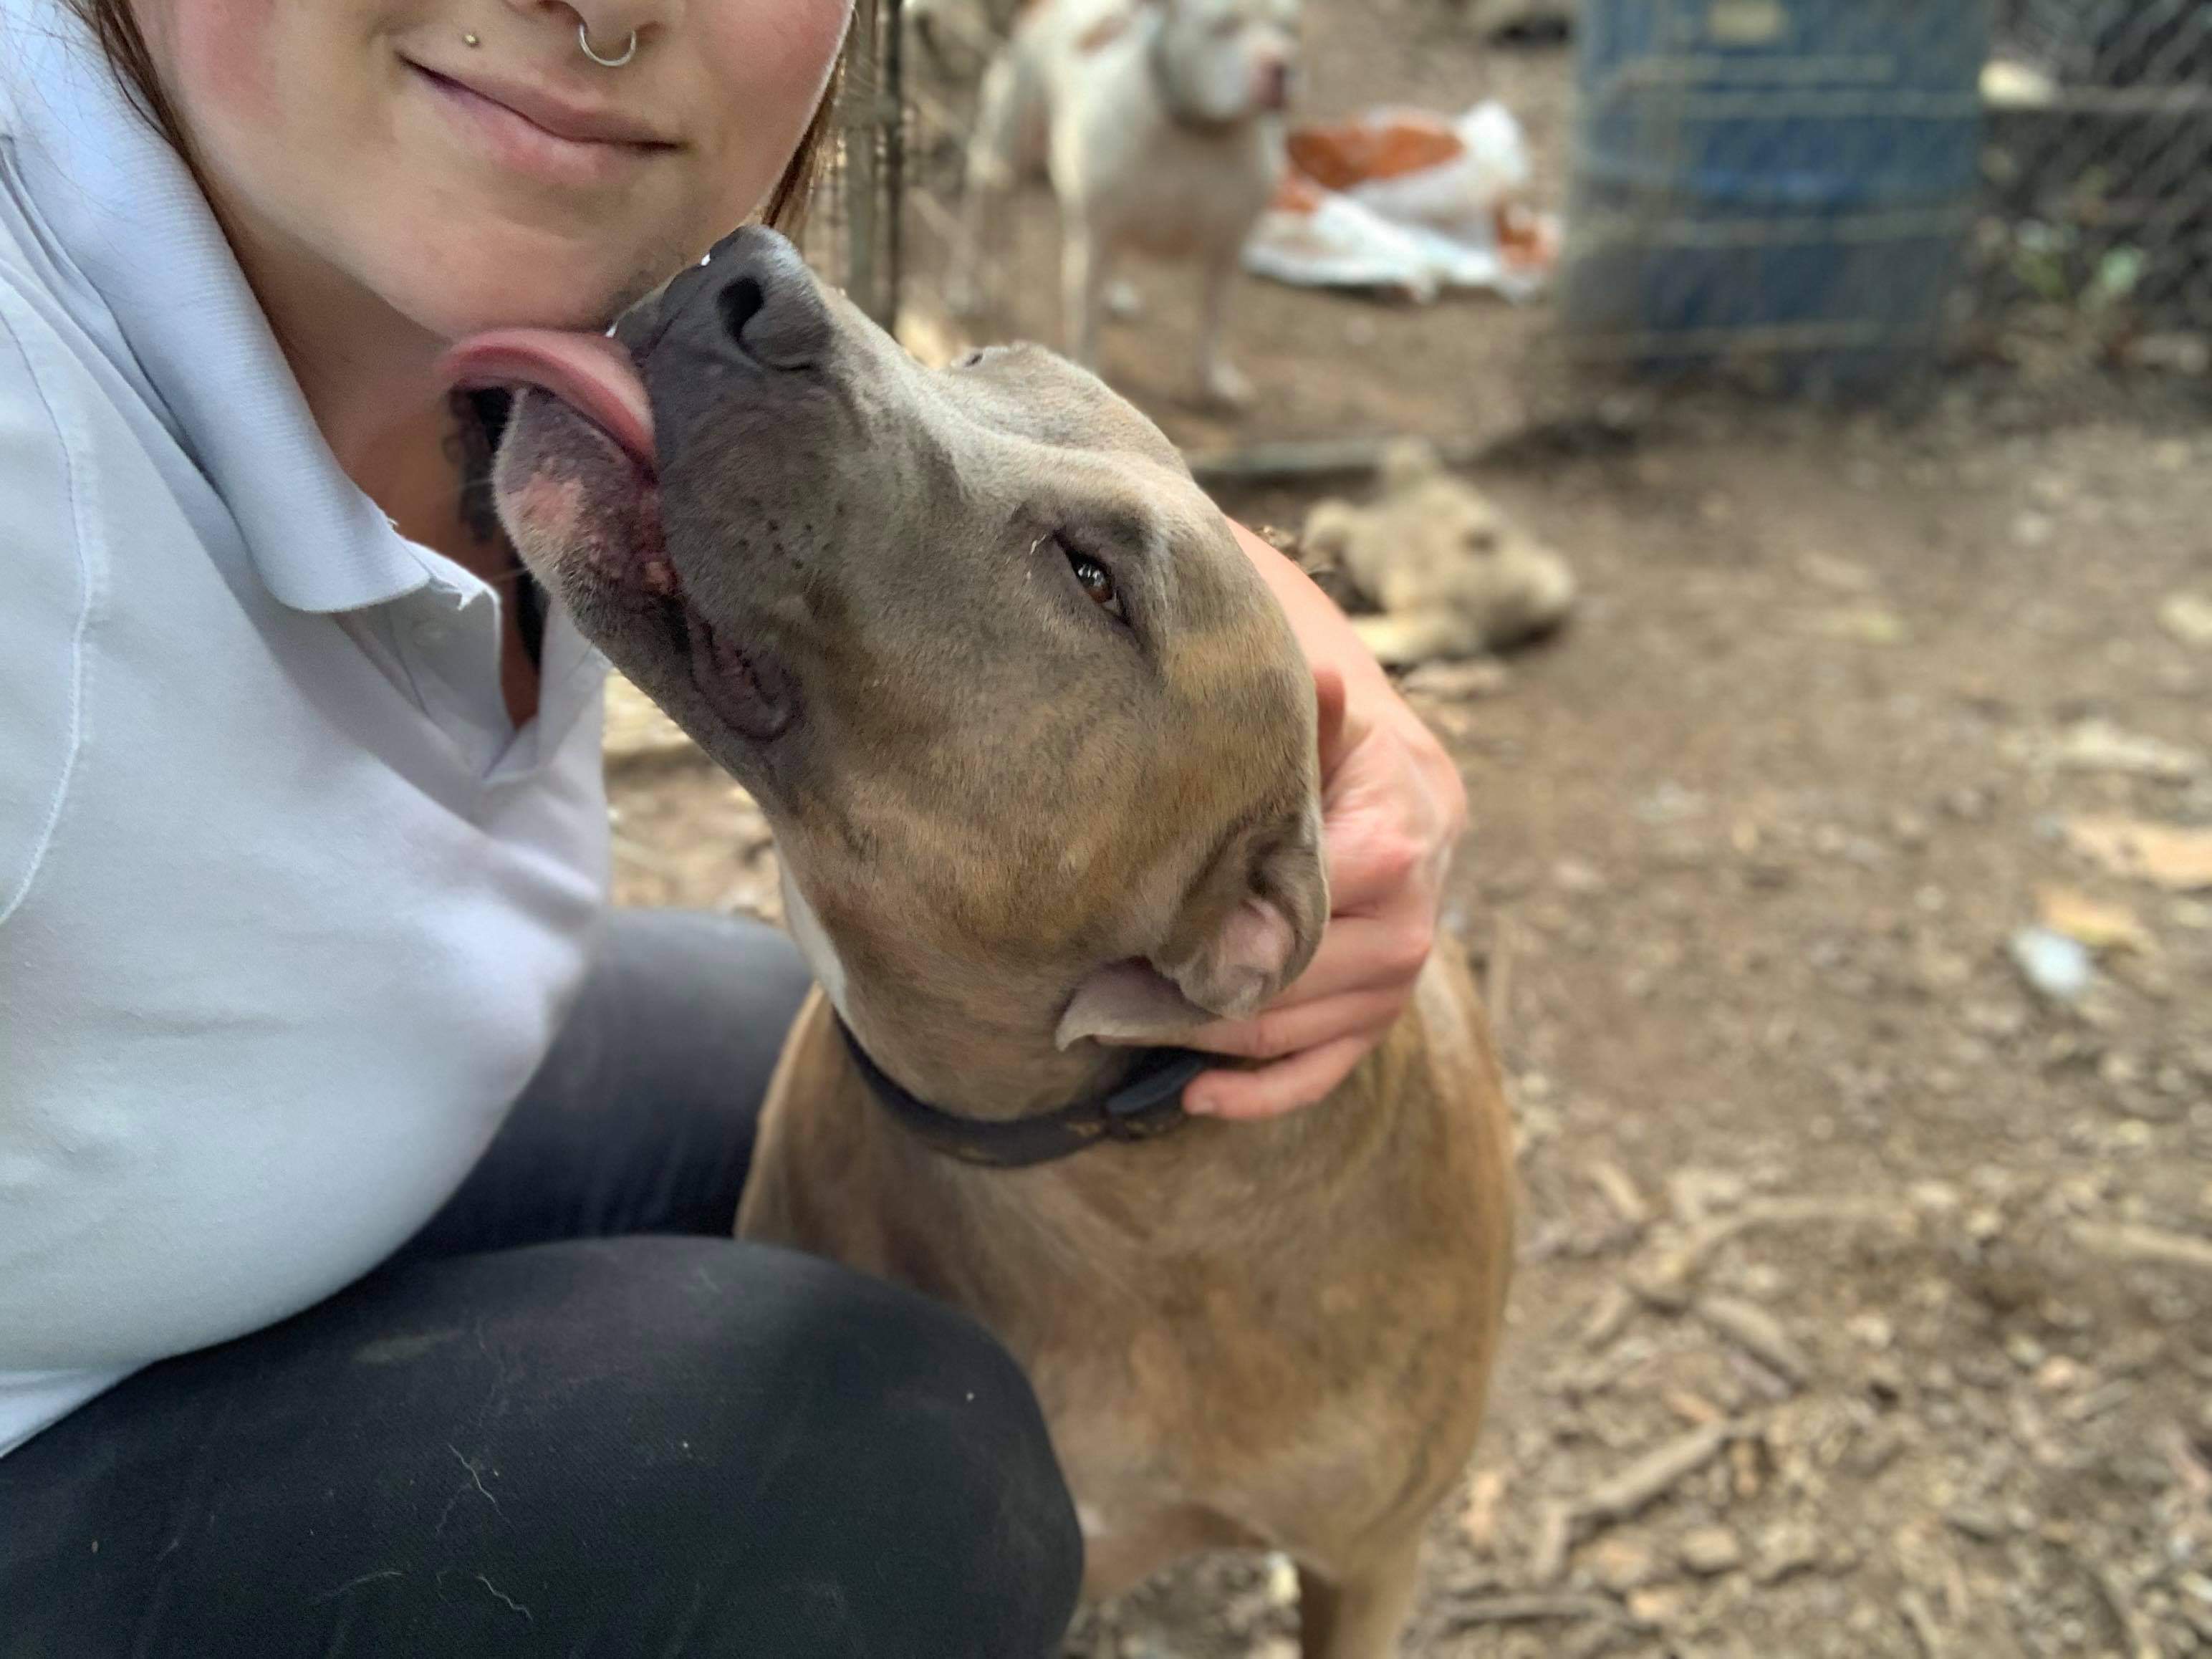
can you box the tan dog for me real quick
[1304,440,1576,667]
[460,226,1513,1658]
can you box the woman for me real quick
[0,0,1466,1652]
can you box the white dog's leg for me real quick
[1352,608,1483,668]
[1063,229,1112,370]
[1197,250,1254,409]
[951,54,1026,319]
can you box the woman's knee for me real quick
[476,1237,1082,1652]
[694,1242,1086,1651]
[1,1238,1083,1659]
[360,1239,1085,1653]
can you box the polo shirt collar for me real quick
[0,0,432,614]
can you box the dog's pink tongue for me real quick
[440,330,655,468]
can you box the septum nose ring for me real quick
[579,21,639,67]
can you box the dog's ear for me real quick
[1075,9,1135,51]
[1055,810,1328,1049]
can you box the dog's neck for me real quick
[1143,16,1269,138]
[783,871,1167,1122]
[849,993,1164,1126]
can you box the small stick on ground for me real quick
[1442,1593,1630,1632]
[1634,1197,1911,1305]
[1580,1282,1637,1350]
[2073,1220,2212,1274]
[2162,1420,2212,1504]
[1900,1588,1949,1659]
[1590,1160,1653,1231]
[1526,1500,1574,1585]
[1696,1294,1812,1388]
[1564,1620,1641,1659]
[2087,1558,2163,1659]
[1578,1418,1750,1530]
[1460,1466,1510,1555]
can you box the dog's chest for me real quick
[1069,113,1277,254]
[747,982,1515,1580]
[1026,1268,1467,1586]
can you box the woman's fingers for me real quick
[1317,721,1457,915]
[1324,809,1435,915]
[1188,1035,1373,1121]
[1247,917,1404,1009]
[1291,900,1438,1004]
[1313,663,1351,772]
[1180,987,1405,1062]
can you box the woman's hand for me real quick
[1179,522,1469,1120]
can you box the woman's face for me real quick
[138,0,850,338]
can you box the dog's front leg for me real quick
[1197,250,1255,410]
[1352,607,1482,668]
[1297,1547,1423,1659]
[949,174,1000,319]
[1062,229,1111,370]
[951,55,1024,318]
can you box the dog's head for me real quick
[1306,441,1578,654]
[448,227,1325,1078]
[1150,0,1302,122]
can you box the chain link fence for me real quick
[796,0,999,342]
[1978,0,2212,337]
[797,0,911,331]
[1558,1,1989,388]
[803,1,2212,387]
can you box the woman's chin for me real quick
[360,229,681,347]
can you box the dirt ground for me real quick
[610,4,2212,1653]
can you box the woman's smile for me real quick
[117,0,847,346]
[403,55,681,189]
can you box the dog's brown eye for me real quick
[1067,547,1125,619]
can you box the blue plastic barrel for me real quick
[1562,0,1989,387]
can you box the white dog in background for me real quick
[953,0,1302,409]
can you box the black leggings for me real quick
[0,913,1085,1658]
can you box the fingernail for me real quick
[1183,1092,1217,1117]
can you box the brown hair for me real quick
[66,0,840,234]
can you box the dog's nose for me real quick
[1256,58,1293,111]
[675,225,832,372]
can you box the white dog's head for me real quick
[1151,0,1302,125]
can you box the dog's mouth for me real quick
[440,329,795,743]
[443,328,670,592]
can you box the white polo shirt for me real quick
[0,2,612,1456]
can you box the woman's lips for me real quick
[407,61,675,188]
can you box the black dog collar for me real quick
[836,1019,1211,1170]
